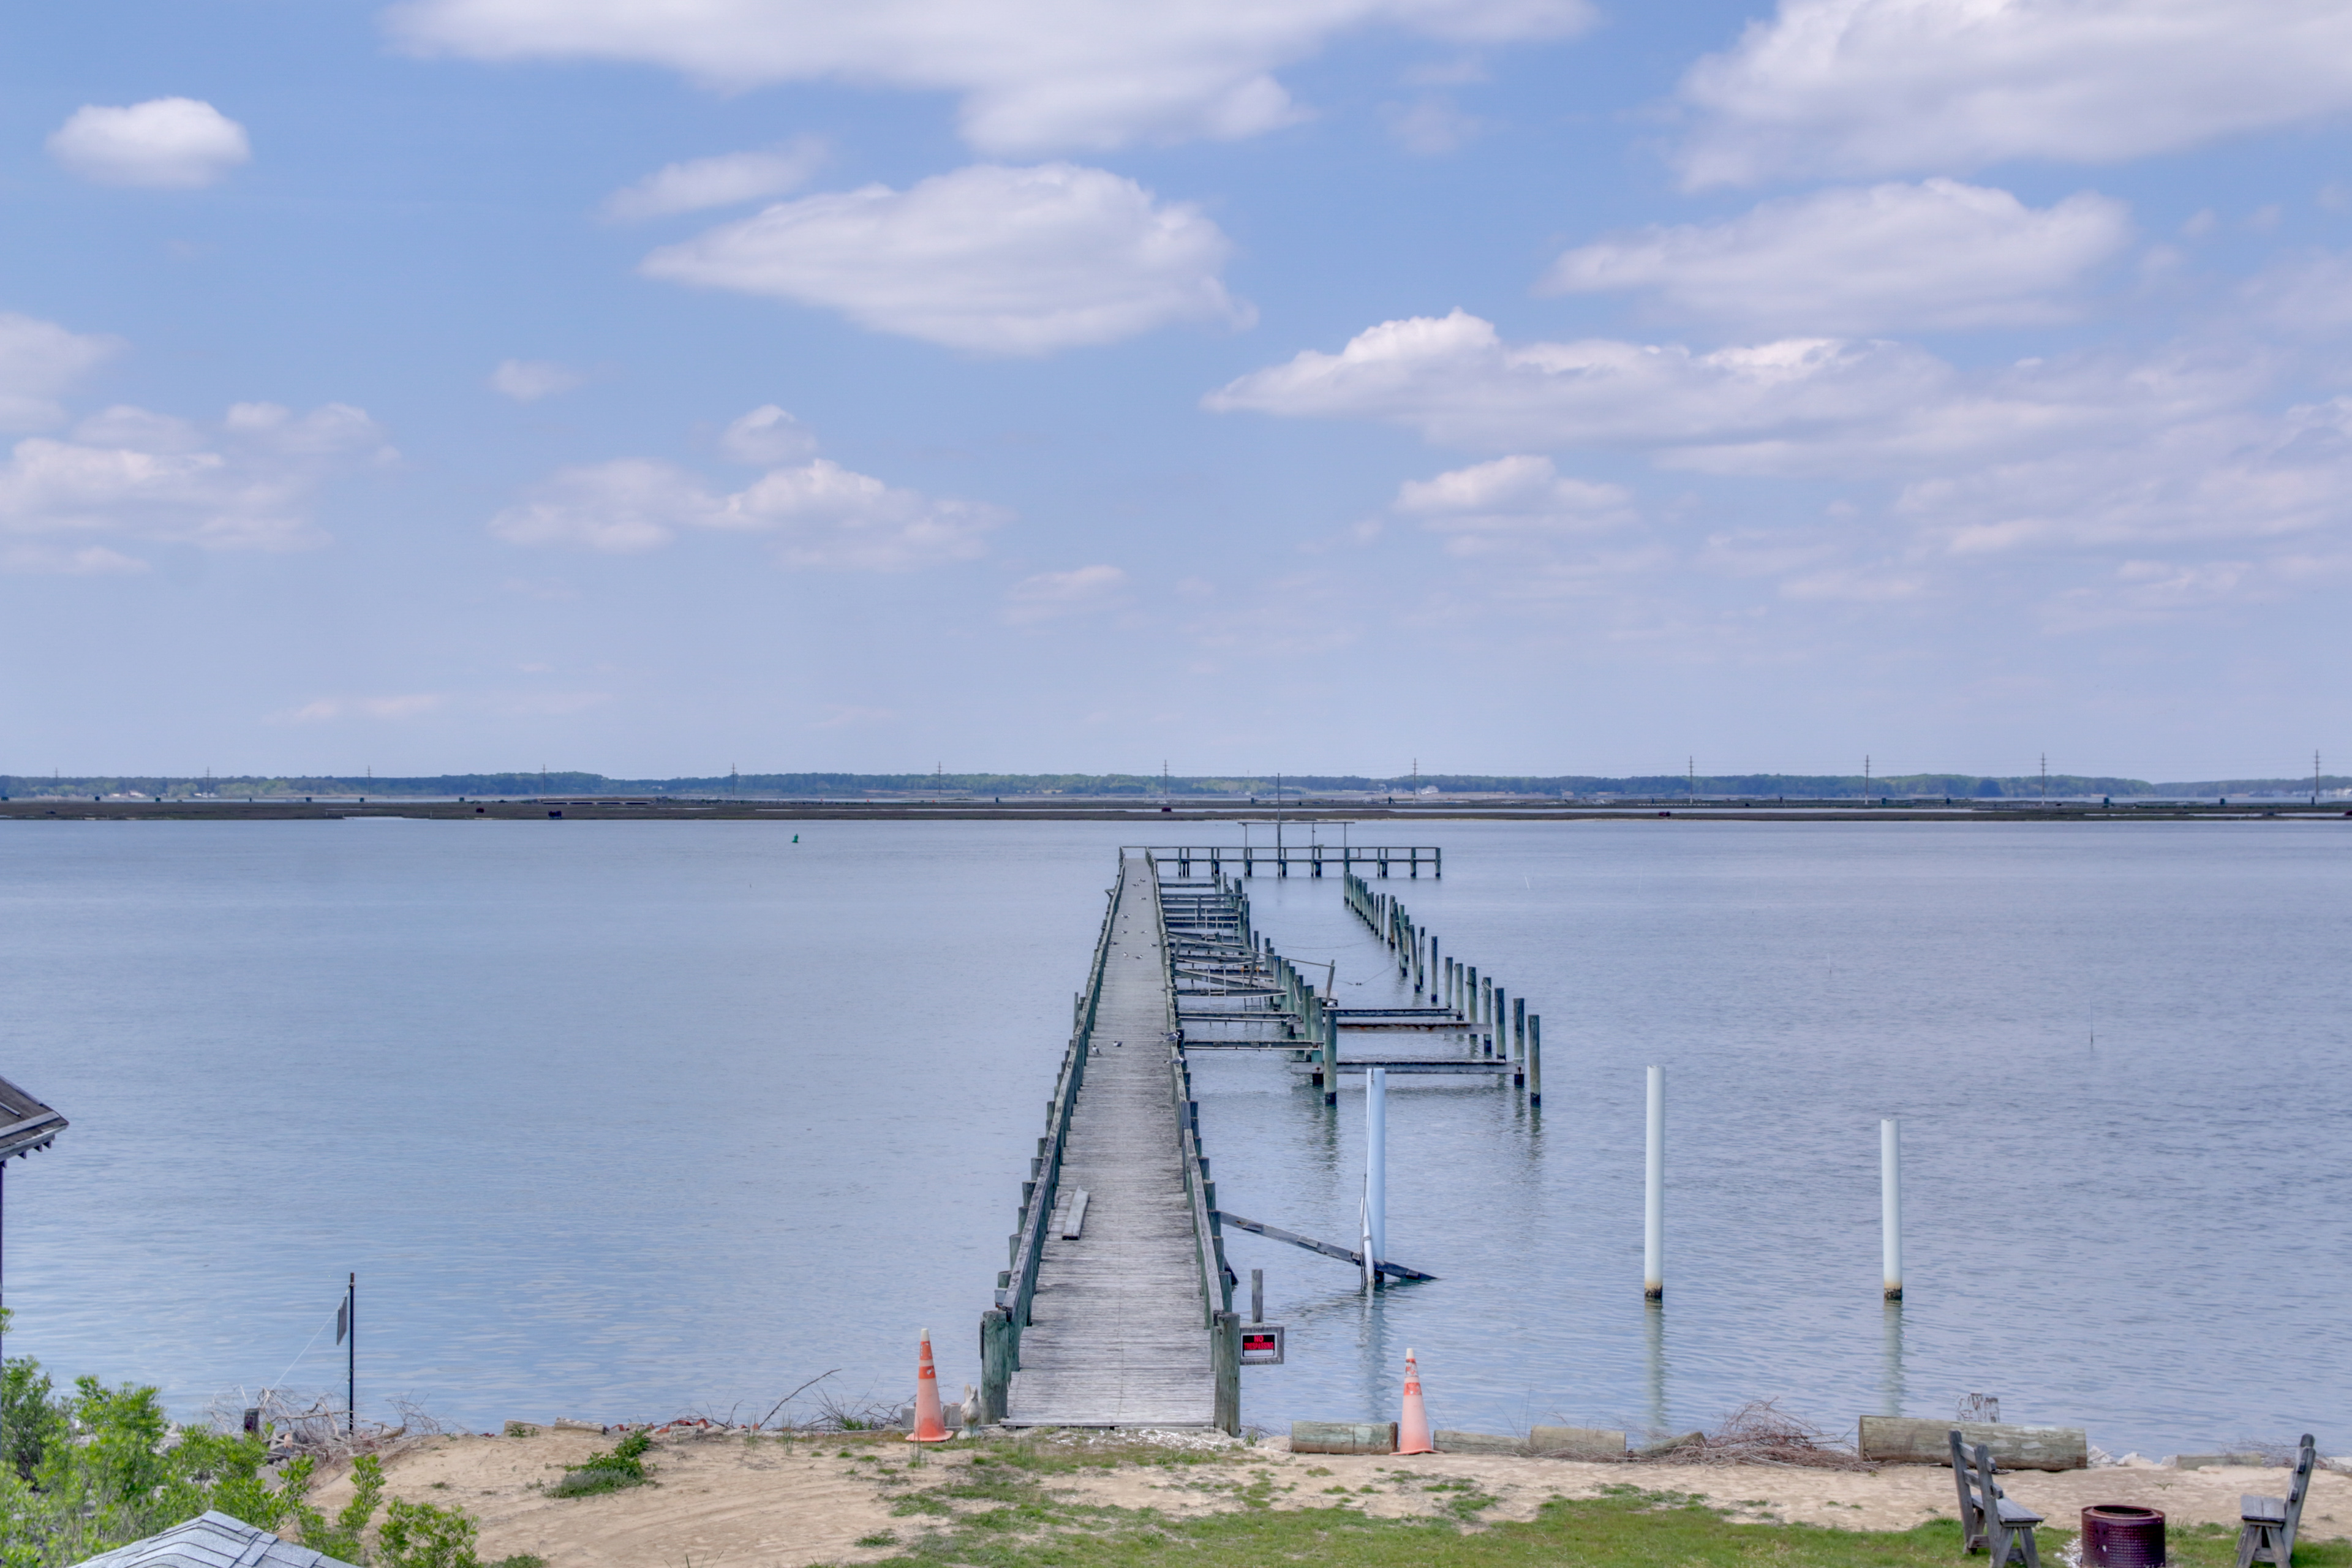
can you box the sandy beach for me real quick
[301,1427,2352,1568]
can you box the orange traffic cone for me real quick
[907,1329,952,1442]
[1396,1348,1433,1454]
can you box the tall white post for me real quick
[1365,1068,1389,1288]
[1643,1065,1664,1302]
[1881,1117,1903,1301]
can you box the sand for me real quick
[302,1427,2352,1568]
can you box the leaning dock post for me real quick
[1512,997,1526,1084]
[1322,1011,1338,1106]
[1644,1065,1664,1302]
[1881,1117,1903,1302]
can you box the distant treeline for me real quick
[4,770,2344,799]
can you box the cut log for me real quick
[1858,1417,2087,1471]
[1531,1424,1629,1460]
[1292,1420,1397,1455]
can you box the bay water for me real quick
[0,818,2342,1455]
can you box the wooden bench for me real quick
[1951,1430,2043,1568]
[2237,1434,2316,1568]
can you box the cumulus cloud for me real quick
[720,405,818,464]
[489,359,586,402]
[47,99,251,188]
[0,401,392,570]
[1004,564,1130,622]
[490,436,1005,570]
[601,137,827,220]
[641,163,1252,355]
[1205,308,2256,476]
[1676,0,2352,187]
[0,314,120,431]
[1542,179,2132,334]
[386,0,1595,154]
[1393,455,1635,554]
[1897,397,2352,557]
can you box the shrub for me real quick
[549,1428,653,1499]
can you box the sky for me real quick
[6,0,2352,780]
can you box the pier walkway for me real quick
[1002,856,1216,1427]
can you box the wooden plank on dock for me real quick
[1006,854,1216,1429]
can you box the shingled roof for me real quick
[0,1072,66,1162]
[72,1510,356,1568]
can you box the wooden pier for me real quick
[984,855,1238,1430]
[978,850,1494,1432]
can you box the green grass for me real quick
[861,1477,2352,1568]
[548,1428,654,1499]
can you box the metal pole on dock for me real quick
[1365,1067,1387,1287]
[1881,1117,1902,1302]
[1251,1268,1264,1323]
[1643,1066,1664,1302]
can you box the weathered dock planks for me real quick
[1003,856,1219,1428]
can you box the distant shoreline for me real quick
[2,797,2344,824]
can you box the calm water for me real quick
[0,818,2343,1455]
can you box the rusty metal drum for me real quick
[2082,1504,2166,1568]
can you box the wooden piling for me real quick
[1527,1014,1542,1106]
[1322,1011,1338,1105]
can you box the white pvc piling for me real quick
[1643,1065,1664,1302]
[1365,1067,1389,1288]
[1881,1117,1903,1302]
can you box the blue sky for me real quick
[6,0,2352,780]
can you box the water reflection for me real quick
[1882,1303,1906,1418]
[1645,1305,1667,1436]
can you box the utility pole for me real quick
[2316,750,2323,806]
[1864,754,1871,805]
[2040,754,2048,801]
[1687,756,1695,800]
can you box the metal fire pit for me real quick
[2082,1504,2166,1568]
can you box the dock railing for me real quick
[979,864,1123,1421]
[1152,853,1242,1431]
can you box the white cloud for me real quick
[641,163,1252,355]
[1205,309,2255,475]
[1542,180,2132,334]
[271,694,447,725]
[1676,0,2352,187]
[601,137,827,221]
[1897,396,2352,557]
[0,401,393,569]
[491,451,1005,569]
[0,314,121,432]
[489,359,586,402]
[1393,455,1635,554]
[1005,563,1130,622]
[1383,95,1482,155]
[386,0,1594,155]
[47,99,251,188]
[720,405,818,464]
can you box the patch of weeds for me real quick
[549,1428,653,1499]
[854,1530,898,1548]
[490,1557,548,1568]
[890,1493,956,1517]
[1303,1467,1333,1477]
